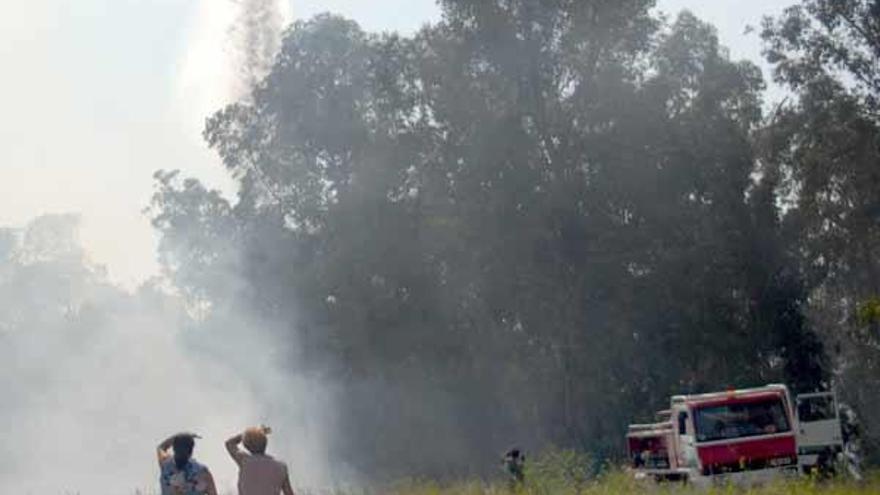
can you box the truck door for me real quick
[796,392,843,464]
[675,407,697,470]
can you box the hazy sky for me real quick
[0,0,790,287]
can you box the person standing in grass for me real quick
[157,432,219,495]
[502,447,525,489]
[226,425,296,495]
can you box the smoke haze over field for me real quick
[1,3,328,493]
[5,0,879,493]
[0,1,777,287]
[0,215,335,494]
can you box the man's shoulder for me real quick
[251,454,287,470]
[270,457,289,477]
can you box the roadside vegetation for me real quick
[384,474,879,495]
[384,450,876,495]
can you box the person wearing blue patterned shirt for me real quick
[157,432,219,495]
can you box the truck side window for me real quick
[798,396,836,422]
[678,411,688,435]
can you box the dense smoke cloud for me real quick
[0,215,334,494]
[0,4,340,493]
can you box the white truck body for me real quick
[795,391,844,471]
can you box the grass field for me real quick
[376,450,878,495]
[132,472,879,495]
[381,471,880,495]
[133,451,877,495]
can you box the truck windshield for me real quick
[694,398,791,442]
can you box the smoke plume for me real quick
[0,214,335,494]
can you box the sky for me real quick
[0,0,791,288]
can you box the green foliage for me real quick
[523,450,595,495]
[856,297,880,327]
[132,469,880,495]
[378,468,880,495]
[146,0,880,479]
[762,0,880,461]
[762,0,880,114]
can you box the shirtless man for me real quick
[225,425,295,495]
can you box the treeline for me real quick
[148,0,880,479]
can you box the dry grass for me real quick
[377,450,877,495]
[380,471,879,495]
[132,450,878,495]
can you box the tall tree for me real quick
[151,4,822,478]
[763,0,880,459]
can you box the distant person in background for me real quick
[157,432,218,495]
[839,404,864,482]
[502,447,525,489]
[226,425,295,495]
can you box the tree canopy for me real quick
[762,0,880,459]
[144,0,880,477]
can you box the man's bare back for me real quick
[226,426,295,495]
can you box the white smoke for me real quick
[229,0,290,97]
[0,215,335,494]
[176,0,291,133]
[0,4,344,491]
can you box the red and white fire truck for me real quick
[627,384,844,486]
[626,417,688,482]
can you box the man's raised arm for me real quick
[225,432,246,466]
[156,435,175,466]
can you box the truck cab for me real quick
[627,384,856,484]
[667,385,800,486]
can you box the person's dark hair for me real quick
[172,435,195,470]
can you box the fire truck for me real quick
[626,417,688,481]
[627,384,845,486]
